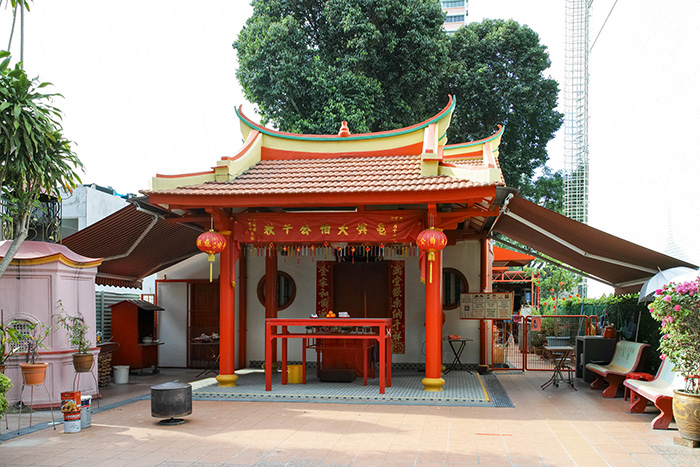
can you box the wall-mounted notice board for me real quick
[459,292,514,320]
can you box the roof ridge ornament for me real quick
[338,121,351,137]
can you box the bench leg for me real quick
[602,375,624,398]
[629,391,649,413]
[651,398,674,430]
[590,374,605,390]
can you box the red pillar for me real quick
[237,246,247,369]
[422,250,445,391]
[479,238,492,365]
[265,248,278,368]
[216,233,238,387]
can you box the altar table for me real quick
[265,318,392,394]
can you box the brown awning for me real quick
[492,196,697,293]
[62,202,202,288]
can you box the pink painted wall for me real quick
[0,243,100,408]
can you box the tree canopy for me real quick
[443,19,563,188]
[234,1,563,193]
[234,0,448,134]
[0,51,83,278]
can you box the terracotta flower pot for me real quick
[19,362,48,386]
[673,389,700,442]
[72,353,94,373]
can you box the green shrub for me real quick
[0,372,11,415]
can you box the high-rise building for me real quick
[441,0,468,33]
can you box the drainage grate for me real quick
[481,373,514,408]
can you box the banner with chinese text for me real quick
[234,211,424,244]
[316,261,333,315]
[314,260,405,354]
[389,261,406,354]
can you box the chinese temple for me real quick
[144,96,505,391]
[61,96,696,392]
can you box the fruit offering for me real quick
[325,310,336,318]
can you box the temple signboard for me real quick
[233,211,424,244]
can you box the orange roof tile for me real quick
[150,155,500,197]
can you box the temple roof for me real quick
[151,155,498,198]
[147,96,505,197]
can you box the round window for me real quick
[257,271,296,311]
[443,268,468,310]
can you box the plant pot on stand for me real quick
[19,362,48,385]
[72,353,94,373]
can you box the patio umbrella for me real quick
[637,266,698,303]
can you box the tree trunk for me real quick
[0,213,29,279]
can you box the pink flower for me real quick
[656,289,662,295]
[674,305,681,311]
[663,295,672,302]
[662,334,669,340]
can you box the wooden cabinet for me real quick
[110,300,164,372]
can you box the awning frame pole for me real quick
[491,236,617,288]
[502,210,657,274]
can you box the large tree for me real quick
[234,0,449,134]
[234,2,563,194]
[443,19,563,188]
[0,51,83,278]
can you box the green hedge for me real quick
[555,294,661,373]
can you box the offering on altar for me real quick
[325,310,336,318]
[338,312,350,318]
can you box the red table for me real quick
[265,318,392,394]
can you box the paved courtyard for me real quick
[1,370,699,466]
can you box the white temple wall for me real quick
[155,238,485,368]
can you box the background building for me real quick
[441,0,468,33]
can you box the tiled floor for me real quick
[1,370,700,466]
[191,369,505,407]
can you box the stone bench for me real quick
[624,356,684,429]
[585,340,648,398]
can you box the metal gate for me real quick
[521,314,598,372]
[490,315,598,372]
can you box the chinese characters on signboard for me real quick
[234,212,423,244]
[460,292,514,320]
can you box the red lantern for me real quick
[196,230,227,282]
[416,227,447,283]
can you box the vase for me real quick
[19,362,48,386]
[72,353,94,373]
[673,389,700,442]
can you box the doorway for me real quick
[189,282,219,368]
[332,261,389,318]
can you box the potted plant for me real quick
[531,331,547,355]
[0,371,11,418]
[649,278,700,442]
[54,307,93,373]
[1,310,23,373]
[18,321,53,385]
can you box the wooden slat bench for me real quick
[585,340,648,398]
[624,357,684,429]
